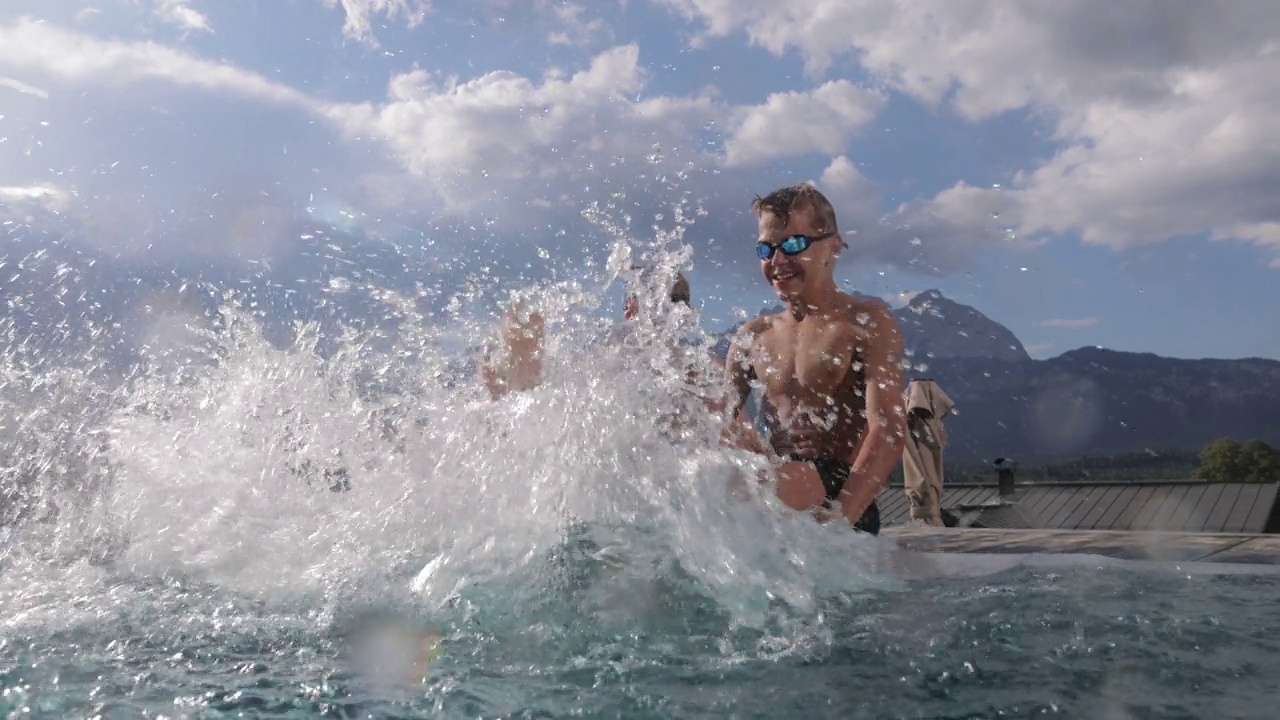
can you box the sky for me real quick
[1,0,1278,360]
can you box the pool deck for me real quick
[882,526,1280,565]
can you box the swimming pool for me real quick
[2,263,1275,719]
[3,518,1278,719]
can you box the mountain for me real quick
[920,348,1280,465]
[711,289,1280,465]
[894,290,1030,363]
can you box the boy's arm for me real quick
[478,308,545,400]
[721,322,771,454]
[839,304,907,523]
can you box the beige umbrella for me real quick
[901,379,955,526]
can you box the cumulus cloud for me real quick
[0,17,743,290]
[152,0,212,33]
[818,155,881,223]
[724,81,882,166]
[321,0,614,48]
[0,19,312,108]
[546,2,612,46]
[0,75,48,98]
[879,289,923,307]
[657,0,1280,267]
[0,18,375,263]
[1039,318,1098,329]
[327,44,722,216]
[0,9,949,295]
[0,184,70,205]
[319,0,433,45]
[818,155,1022,274]
[1219,223,1280,270]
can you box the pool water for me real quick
[2,246,1275,719]
[4,524,1278,719]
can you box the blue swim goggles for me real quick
[756,232,836,261]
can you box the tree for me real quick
[1194,438,1280,483]
[1239,440,1280,483]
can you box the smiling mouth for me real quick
[771,268,801,283]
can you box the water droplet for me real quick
[909,237,922,246]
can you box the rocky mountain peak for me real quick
[895,289,1031,363]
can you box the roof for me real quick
[877,481,1280,534]
[946,503,1042,530]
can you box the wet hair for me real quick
[751,183,839,235]
[668,273,691,304]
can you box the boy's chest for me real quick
[751,321,865,394]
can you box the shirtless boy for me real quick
[724,184,907,533]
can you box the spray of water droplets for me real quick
[1,207,896,656]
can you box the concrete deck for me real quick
[882,526,1280,565]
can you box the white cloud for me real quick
[152,0,212,33]
[0,75,48,98]
[724,80,882,167]
[0,19,312,108]
[1010,50,1280,261]
[320,0,613,48]
[0,15,907,281]
[1039,318,1098,329]
[817,155,881,230]
[0,18,740,282]
[823,167,1022,274]
[0,184,66,202]
[0,19,373,261]
[547,2,611,46]
[657,0,1280,267]
[0,19,732,237]
[0,184,72,220]
[319,0,432,46]
[879,289,923,308]
[1219,223,1280,269]
[327,44,721,214]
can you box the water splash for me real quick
[1,212,893,652]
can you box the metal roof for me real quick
[876,481,1280,534]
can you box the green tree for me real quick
[1193,438,1244,483]
[1239,440,1280,483]
[1194,438,1280,483]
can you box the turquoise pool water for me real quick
[2,255,1274,719]
[4,523,1278,719]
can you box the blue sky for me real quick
[2,0,1278,360]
